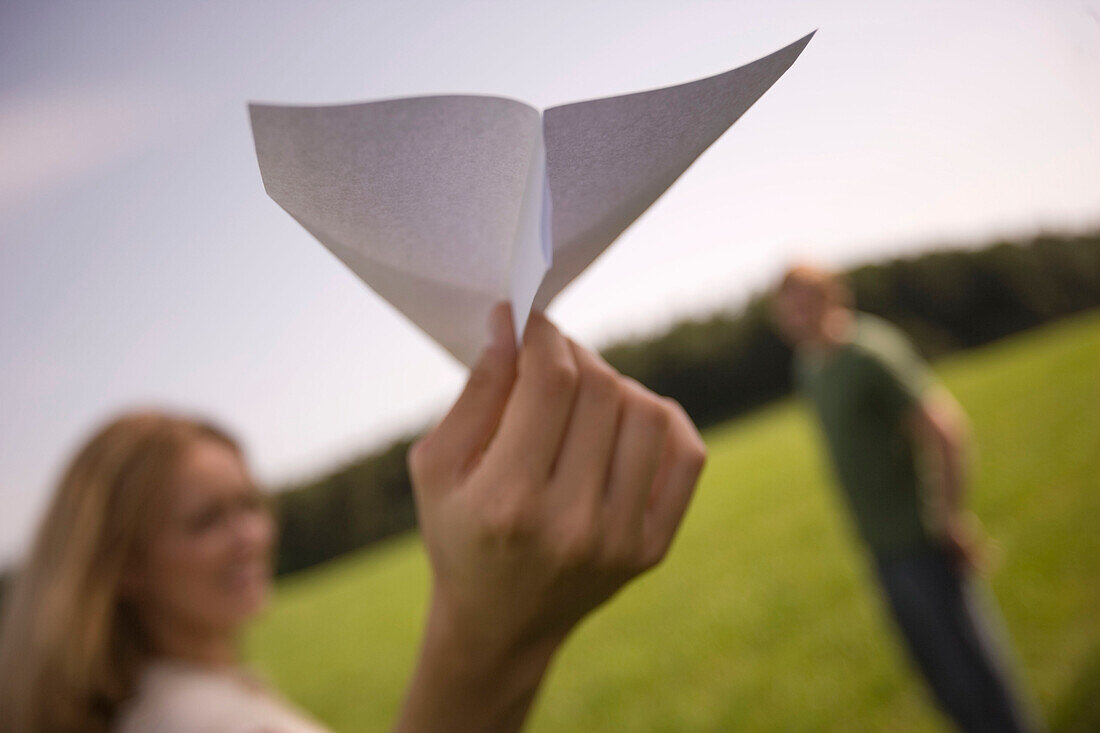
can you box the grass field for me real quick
[247,310,1100,732]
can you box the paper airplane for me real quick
[250,32,813,366]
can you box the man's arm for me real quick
[905,386,985,571]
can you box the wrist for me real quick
[422,594,562,683]
[398,594,562,733]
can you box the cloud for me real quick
[0,86,163,216]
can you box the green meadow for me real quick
[248,310,1100,732]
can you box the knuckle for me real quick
[553,506,600,567]
[632,531,670,572]
[481,493,533,541]
[557,525,599,568]
[598,526,643,573]
[663,399,706,470]
[580,364,622,407]
[661,396,690,422]
[692,440,708,470]
[679,435,708,473]
[477,470,542,540]
[638,543,667,572]
[533,354,579,398]
[602,541,642,576]
[631,396,671,433]
[599,544,634,574]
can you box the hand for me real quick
[941,511,996,575]
[413,304,705,654]
[397,305,705,732]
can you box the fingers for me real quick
[642,400,707,564]
[412,304,705,581]
[602,380,670,551]
[482,312,579,483]
[408,304,517,488]
[542,343,704,576]
[546,341,623,514]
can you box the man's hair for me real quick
[777,263,853,308]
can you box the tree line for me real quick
[270,229,1100,575]
[1,229,1097,598]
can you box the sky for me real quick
[2,0,1098,565]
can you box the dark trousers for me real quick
[874,547,1043,733]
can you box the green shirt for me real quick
[795,313,935,555]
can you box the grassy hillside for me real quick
[247,310,1100,732]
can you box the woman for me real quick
[0,308,707,732]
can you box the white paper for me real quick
[250,32,813,366]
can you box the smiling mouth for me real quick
[223,562,269,592]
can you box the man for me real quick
[770,264,1042,732]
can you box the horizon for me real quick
[2,0,1099,564]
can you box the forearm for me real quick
[932,437,968,524]
[394,599,560,733]
[910,391,971,528]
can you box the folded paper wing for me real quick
[249,32,813,366]
[536,31,814,309]
[250,96,546,366]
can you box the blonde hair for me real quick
[0,411,240,733]
[777,263,853,308]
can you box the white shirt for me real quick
[113,659,332,733]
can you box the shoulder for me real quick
[852,312,913,351]
[849,314,924,369]
[848,314,936,410]
[113,661,329,733]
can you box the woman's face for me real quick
[131,438,275,639]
